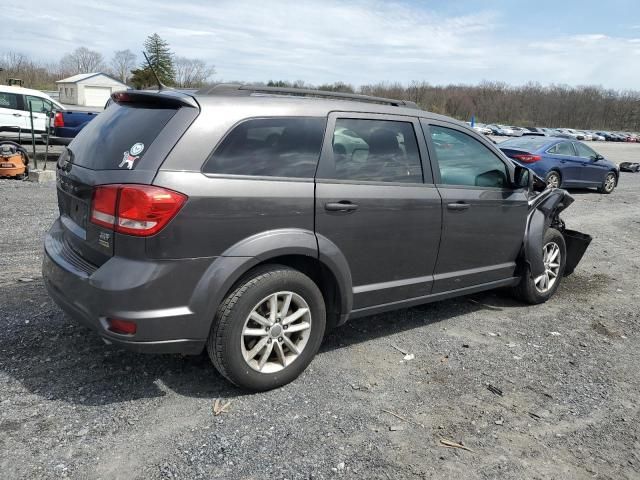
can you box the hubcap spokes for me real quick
[605,175,615,192]
[241,292,312,373]
[547,175,559,188]
[534,242,561,293]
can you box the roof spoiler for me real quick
[196,84,419,109]
[110,90,199,109]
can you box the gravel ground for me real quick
[1,143,639,480]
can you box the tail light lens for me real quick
[90,185,118,229]
[90,184,187,237]
[53,111,64,128]
[513,154,542,163]
[107,318,137,335]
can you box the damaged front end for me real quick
[523,186,592,278]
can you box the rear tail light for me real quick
[107,318,137,335]
[90,185,119,229]
[53,111,64,128]
[90,184,187,237]
[512,154,542,163]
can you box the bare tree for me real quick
[174,57,215,88]
[0,51,56,89]
[59,47,105,76]
[110,49,136,83]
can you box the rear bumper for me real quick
[42,219,215,354]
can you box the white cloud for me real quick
[1,0,639,89]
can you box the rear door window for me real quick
[550,142,576,156]
[203,117,326,178]
[68,103,177,170]
[318,118,423,183]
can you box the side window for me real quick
[203,117,326,178]
[574,142,596,159]
[25,95,50,114]
[0,92,19,110]
[320,118,423,183]
[429,125,509,188]
[553,142,575,156]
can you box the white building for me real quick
[56,73,129,107]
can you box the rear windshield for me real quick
[499,138,549,150]
[68,103,177,170]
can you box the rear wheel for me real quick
[207,265,326,391]
[512,228,566,304]
[545,171,561,189]
[598,172,616,194]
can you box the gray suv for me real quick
[43,86,591,390]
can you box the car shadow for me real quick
[0,280,523,406]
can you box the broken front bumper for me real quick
[562,229,592,276]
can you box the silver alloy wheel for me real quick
[547,172,560,189]
[534,242,561,293]
[603,173,616,192]
[241,291,312,373]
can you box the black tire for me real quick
[512,228,566,305]
[545,170,561,189]
[207,265,326,391]
[598,171,616,194]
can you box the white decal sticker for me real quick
[130,142,145,156]
[118,143,144,169]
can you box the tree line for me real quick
[265,80,640,131]
[0,33,215,90]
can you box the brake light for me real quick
[90,184,187,237]
[513,154,542,163]
[53,111,64,128]
[112,92,131,103]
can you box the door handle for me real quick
[12,113,22,117]
[325,201,359,212]
[447,202,470,211]
[560,159,567,164]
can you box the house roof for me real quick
[56,72,127,86]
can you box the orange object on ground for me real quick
[0,142,29,179]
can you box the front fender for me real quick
[523,189,574,277]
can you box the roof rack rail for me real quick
[196,84,419,109]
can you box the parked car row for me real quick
[467,121,639,142]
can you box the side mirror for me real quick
[594,154,604,161]
[513,165,533,190]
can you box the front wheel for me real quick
[545,171,561,189]
[207,266,326,391]
[512,228,566,305]
[598,172,616,194]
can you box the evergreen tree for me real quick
[131,33,175,88]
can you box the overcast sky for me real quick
[3,0,640,89]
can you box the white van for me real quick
[0,85,64,139]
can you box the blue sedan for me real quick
[499,137,620,193]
